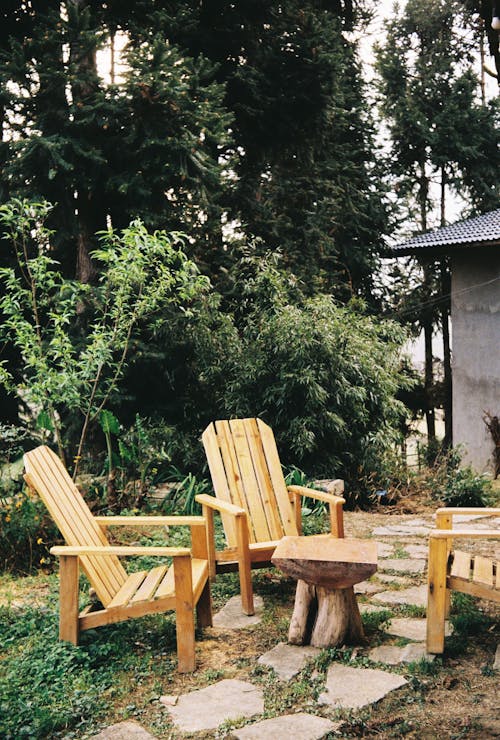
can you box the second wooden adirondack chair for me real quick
[24,445,212,672]
[196,418,345,615]
[427,506,500,654]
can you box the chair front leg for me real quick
[426,537,448,654]
[201,504,217,581]
[173,553,196,672]
[59,555,80,645]
[235,513,254,616]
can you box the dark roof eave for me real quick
[391,239,500,257]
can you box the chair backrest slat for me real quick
[203,418,299,546]
[227,419,272,543]
[24,446,127,606]
[256,419,298,536]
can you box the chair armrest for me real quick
[287,485,345,538]
[435,507,500,518]
[287,485,345,505]
[50,545,192,557]
[94,516,205,527]
[195,494,246,517]
[429,530,500,540]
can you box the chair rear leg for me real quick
[196,579,213,628]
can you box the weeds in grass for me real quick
[361,608,392,632]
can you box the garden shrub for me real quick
[218,255,410,504]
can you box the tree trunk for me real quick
[68,0,104,283]
[288,580,365,648]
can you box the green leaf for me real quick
[99,410,120,436]
[36,411,54,432]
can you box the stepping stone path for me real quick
[318,664,407,709]
[165,679,264,733]
[380,558,426,574]
[354,580,384,595]
[368,643,434,665]
[257,642,320,680]
[373,584,428,607]
[212,595,264,629]
[90,721,157,739]
[232,713,341,739]
[385,617,451,641]
[376,573,410,585]
[372,518,431,537]
[403,544,428,559]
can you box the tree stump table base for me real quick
[272,535,377,649]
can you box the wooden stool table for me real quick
[272,535,377,648]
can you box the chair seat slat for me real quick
[108,571,147,608]
[131,565,169,603]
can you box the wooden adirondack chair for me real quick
[196,418,345,615]
[427,506,500,654]
[24,445,212,672]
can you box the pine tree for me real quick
[0,2,233,280]
[136,1,387,299]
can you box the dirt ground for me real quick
[1,504,499,739]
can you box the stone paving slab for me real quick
[368,643,434,665]
[376,542,394,557]
[376,573,410,585]
[166,679,264,733]
[354,580,384,595]
[373,584,428,608]
[384,617,451,641]
[232,713,340,739]
[379,558,426,574]
[90,721,157,740]
[213,595,264,629]
[372,524,431,537]
[359,603,392,615]
[257,642,320,680]
[402,544,428,559]
[318,664,407,709]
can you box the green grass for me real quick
[0,590,180,739]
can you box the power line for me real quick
[384,274,500,321]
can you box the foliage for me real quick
[0,199,209,472]
[219,255,410,499]
[363,444,494,508]
[449,592,493,640]
[425,447,493,507]
[0,599,178,739]
[0,3,233,281]
[158,1,387,300]
[0,485,57,574]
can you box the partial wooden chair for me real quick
[427,506,500,654]
[196,418,345,615]
[24,445,212,672]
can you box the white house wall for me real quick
[451,248,500,474]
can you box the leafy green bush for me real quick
[441,465,493,507]
[424,447,493,508]
[0,199,209,477]
[0,483,58,573]
[0,601,178,738]
[219,255,410,503]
